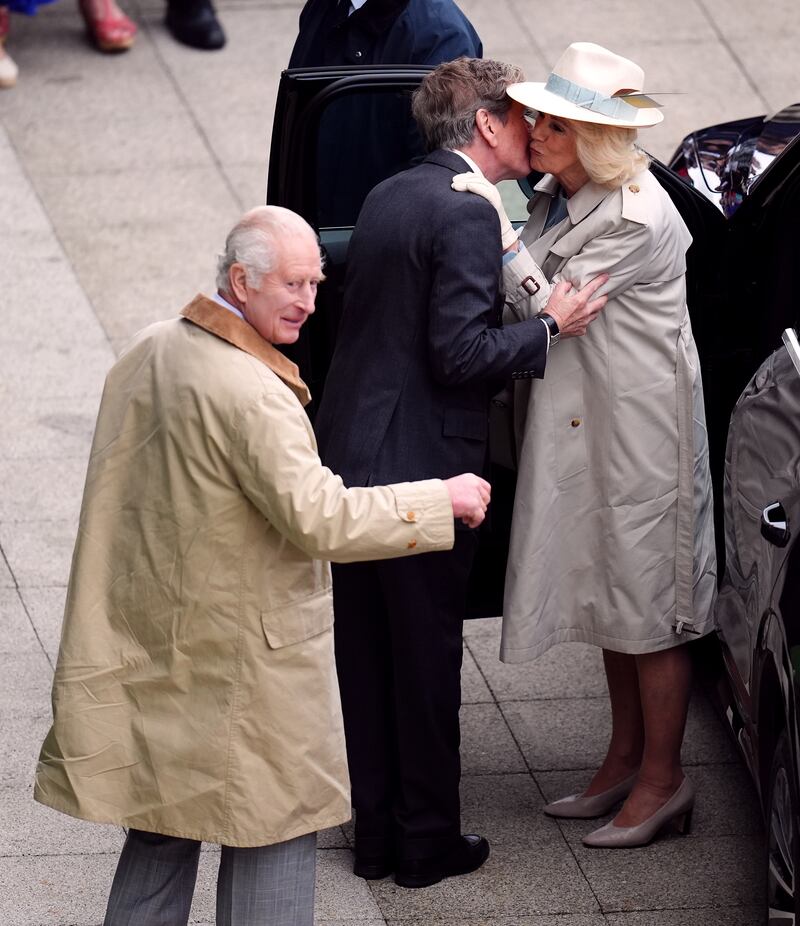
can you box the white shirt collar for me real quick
[449,149,484,176]
[213,291,245,321]
[349,0,368,12]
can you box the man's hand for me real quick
[444,474,491,529]
[543,274,609,338]
[451,172,519,250]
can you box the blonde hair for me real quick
[569,120,650,189]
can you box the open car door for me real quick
[267,65,432,414]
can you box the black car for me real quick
[267,67,800,922]
[671,108,800,925]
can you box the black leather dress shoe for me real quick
[165,0,225,50]
[352,853,393,880]
[394,834,490,889]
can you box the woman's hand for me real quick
[444,474,491,528]
[451,172,519,250]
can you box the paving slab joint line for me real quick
[137,15,246,212]
[484,692,602,910]
[504,0,549,66]
[0,548,56,669]
[693,0,771,112]
[0,126,119,359]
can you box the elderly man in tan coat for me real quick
[33,206,490,926]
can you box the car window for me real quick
[497,179,532,223]
[315,89,424,229]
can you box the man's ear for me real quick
[229,263,248,303]
[474,108,499,149]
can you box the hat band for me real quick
[544,72,638,120]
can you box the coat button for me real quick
[628,183,640,193]
[355,50,363,57]
[407,511,416,521]
[407,539,417,549]
[571,418,581,428]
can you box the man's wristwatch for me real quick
[537,312,560,347]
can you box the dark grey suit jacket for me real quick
[315,149,548,487]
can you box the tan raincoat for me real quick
[34,296,454,846]
[500,170,717,662]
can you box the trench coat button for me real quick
[407,539,417,549]
[406,511,416,521]
[628,183,640,193]
[355,50,363,58]
[571,418,581,428]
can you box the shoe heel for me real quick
[671,806,693,836]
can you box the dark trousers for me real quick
[103,828,317,926]
[332,529,478,861]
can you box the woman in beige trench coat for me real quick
[33,206,490,925]
[454,43,717,848]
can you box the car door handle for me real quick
[761,501,791,548]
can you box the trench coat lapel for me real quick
[180,295,312,407]
[549,180,611,258]
[529,178,612,277]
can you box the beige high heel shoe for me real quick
[582,776,695,848]
[543,771,638,819]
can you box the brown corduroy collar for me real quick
[180,294,312,407]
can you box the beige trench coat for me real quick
[500,170,717,663]
[34,296,455,847]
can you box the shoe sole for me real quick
[353,862,393,880]
[394,843,490,889]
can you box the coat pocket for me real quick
[442,407,488,442]
[550,365,587,483]
[261,588,334,649]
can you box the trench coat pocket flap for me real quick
[261,589,334,649]
[442,408,488,441]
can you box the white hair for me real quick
[216,206,319,293]
[569,120,650,189]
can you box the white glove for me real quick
[451,172,518,250]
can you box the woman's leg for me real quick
[583,649,645,795]
[612,643,692,826]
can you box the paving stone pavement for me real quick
[4,0,799,922]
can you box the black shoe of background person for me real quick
[352,851,394,880]
[394,834,490,889]
[165,0,225,50]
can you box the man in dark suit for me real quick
[314,57,607,889]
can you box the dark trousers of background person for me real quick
[103,828,316,926]
[332,529,478,862]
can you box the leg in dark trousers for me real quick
[104,829,201,926]
[334,530,478,863]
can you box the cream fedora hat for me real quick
[507,42,664,128]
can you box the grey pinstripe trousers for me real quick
[103,828,316,926]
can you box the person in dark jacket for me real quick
[288,0,481,68]
[314,57,608,890]
[288,0,482,226]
